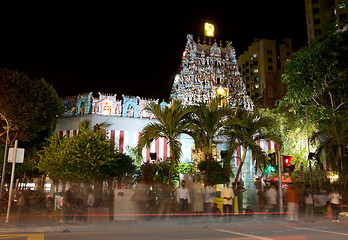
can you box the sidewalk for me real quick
[0,210,346,234]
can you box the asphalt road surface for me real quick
[1,216,348,240]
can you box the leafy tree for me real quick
[260,108,314,171]
[0,68,65,145]
[137,99,193,184]
[0,68,65,184]
[37,134,69,184]
[38,121,136,185]
[197,159,226,185]
[311,114,348,191]
[224,109,282,188]
[139,161,193,185]
[125,146,143,165]
[171,162,193,185]
[186,97,228,184]
[99,153,136,188]
[282,31,348,126]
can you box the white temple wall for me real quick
[56,115,194,164]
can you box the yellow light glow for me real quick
[204,23,214,37]
[217,86,225,95]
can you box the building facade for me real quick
[57,92,194,164]
[237,38,292,108]
[305,0,348,41]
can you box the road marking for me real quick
[0,234,44,240]
[214,228,274,240]
[27,234,44,240]
[0,234,27,239]
[296,227,348,237]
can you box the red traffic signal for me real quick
[283,156,292,166]
[282,155,294,172]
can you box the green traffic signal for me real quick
[266,165,277,173]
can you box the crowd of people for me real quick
[173,180,344,223]
[258,183,344,223]
[0,180,344,224]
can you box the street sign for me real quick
[7,148,25,163]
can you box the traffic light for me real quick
[266,165,277,173]
[282,155,295,172]
[268,153,276,165]
[267,153,278,173]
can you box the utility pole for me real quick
[6,140,18,223]
[277,150,283,215]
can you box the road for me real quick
[0,216,348,240]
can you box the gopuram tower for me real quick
[170,23,253,110]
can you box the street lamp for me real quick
[0,113,9,199]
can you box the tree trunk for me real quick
[168,147,175,184]
[233,147,247,190]
[205,139,213,184]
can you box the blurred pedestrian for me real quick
[133,181,150,220]
[304,185,314,222]
[257,186,265,212]
[191,180,204,215]
[157,183,173,219]
[87,191,95,207]
[1,190,8,214]
[212,203,222,218]
[265,184,277,214]
[235,182,246,215]
[176,180,190,223]
[329,186,342,223]
[203,181,216,215]
[286,183,299,222]
[63,188,74,222]
[221,181,234,222]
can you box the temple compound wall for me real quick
[56,92,194,163]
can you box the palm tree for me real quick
[311,114,348,189]
[186,97,229,183]
[224,109,281,188]
[137,99,193,183]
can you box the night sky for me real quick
[0,2,308,101]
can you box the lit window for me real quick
[338,3,346,9]
[253,53,258,58]
[315,28,322,36]
[250,56,253,61]
[254,69,258,73]
[255,84,259,89]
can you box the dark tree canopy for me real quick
[0,68,65,145]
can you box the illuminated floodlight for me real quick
[204,23,214,37]
[217,86,226,95]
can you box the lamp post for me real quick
[0,113,9,199]
[305,106,314,206]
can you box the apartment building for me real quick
[237,38,292,108]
